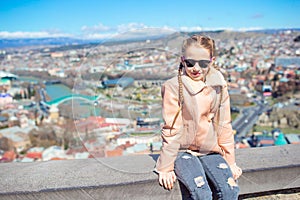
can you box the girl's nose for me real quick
[194,63,201,71]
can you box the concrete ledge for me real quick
[0,144,299,199]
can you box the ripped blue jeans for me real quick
[174,152,240,200]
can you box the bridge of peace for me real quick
[41,94,104,107]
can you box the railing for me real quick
[0,144,299,200]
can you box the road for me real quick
[232,99,269,141]
[38,87,49,115]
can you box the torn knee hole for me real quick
[218,163,228,169]
[182,155,191,159]
[194,176,205,187]
[227,177,238,189]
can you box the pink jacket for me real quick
[155,67,236,172]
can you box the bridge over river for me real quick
[40,94,105,107]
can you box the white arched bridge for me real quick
[40,94,105,107]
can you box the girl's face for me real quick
[182,46,213,81]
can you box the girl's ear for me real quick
[211,56,216,62]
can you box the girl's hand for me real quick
[158,171,177,190]
[230,163,242,180]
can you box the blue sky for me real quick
[0,0,299,38]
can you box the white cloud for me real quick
[81,23,111,33]
[81,33,118,40]
[178,26,239,32]
[0,24,271,40]
[179,26,203,32]
[116,23,148,33]
[80,22,151,35]
[161,25,177,32]
[204,27,234,31]
[237,27,264,32]
[79,23,176,40]
[113,26,176,41]
[0,31,73,39]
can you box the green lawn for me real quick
[130,132,157,136]
[231,113,239,121]
[253,125,300,134]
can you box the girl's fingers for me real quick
[158,172,177,190]
[159,176,163,186]
[167,176,174,190]
[166,177,172,189]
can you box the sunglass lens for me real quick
[199,60,210,68]
[185,60,195,67]
[184,59,210,68]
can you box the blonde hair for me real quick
[182,35,215,58]
[178,35,216,106]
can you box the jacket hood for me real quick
[181,67,227,95]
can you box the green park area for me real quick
[253,125,300,134]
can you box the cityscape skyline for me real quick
[0,0,300,39]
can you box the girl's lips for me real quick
[192,72,201,76]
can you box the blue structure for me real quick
[102,77,134,88]
[41,94,104,107]
[275,133,288,146]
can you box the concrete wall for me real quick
[0,144,299,199]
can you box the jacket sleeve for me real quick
[155,82,183,173]
[213,85,236,165]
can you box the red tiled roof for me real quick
[259,140,274,145]
[228,83,239,88]
[99,123,121,127]
[75,116,125,132]
[88,150,105,158]
[26,152,42,159]
[291,142,300,144]
[2,151,16,161]
[116,141,134,150]
[50,157,67,160]
[106,149,123,157]
[65,148,86,155]
[136,127,158,131]
[85,116,105,124]
[235,142,249,149]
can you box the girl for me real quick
[155,35,242,200]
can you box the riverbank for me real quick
[12,70,75,89]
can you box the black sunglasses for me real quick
[184,59,211,68]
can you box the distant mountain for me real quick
[0,28,299,49]
[0,37,102,49]
[245,28,300,34]
[0,34,170,49]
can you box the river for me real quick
[18,76,72,99]
[45,84,72,99]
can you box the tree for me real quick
[0,137,14,151]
